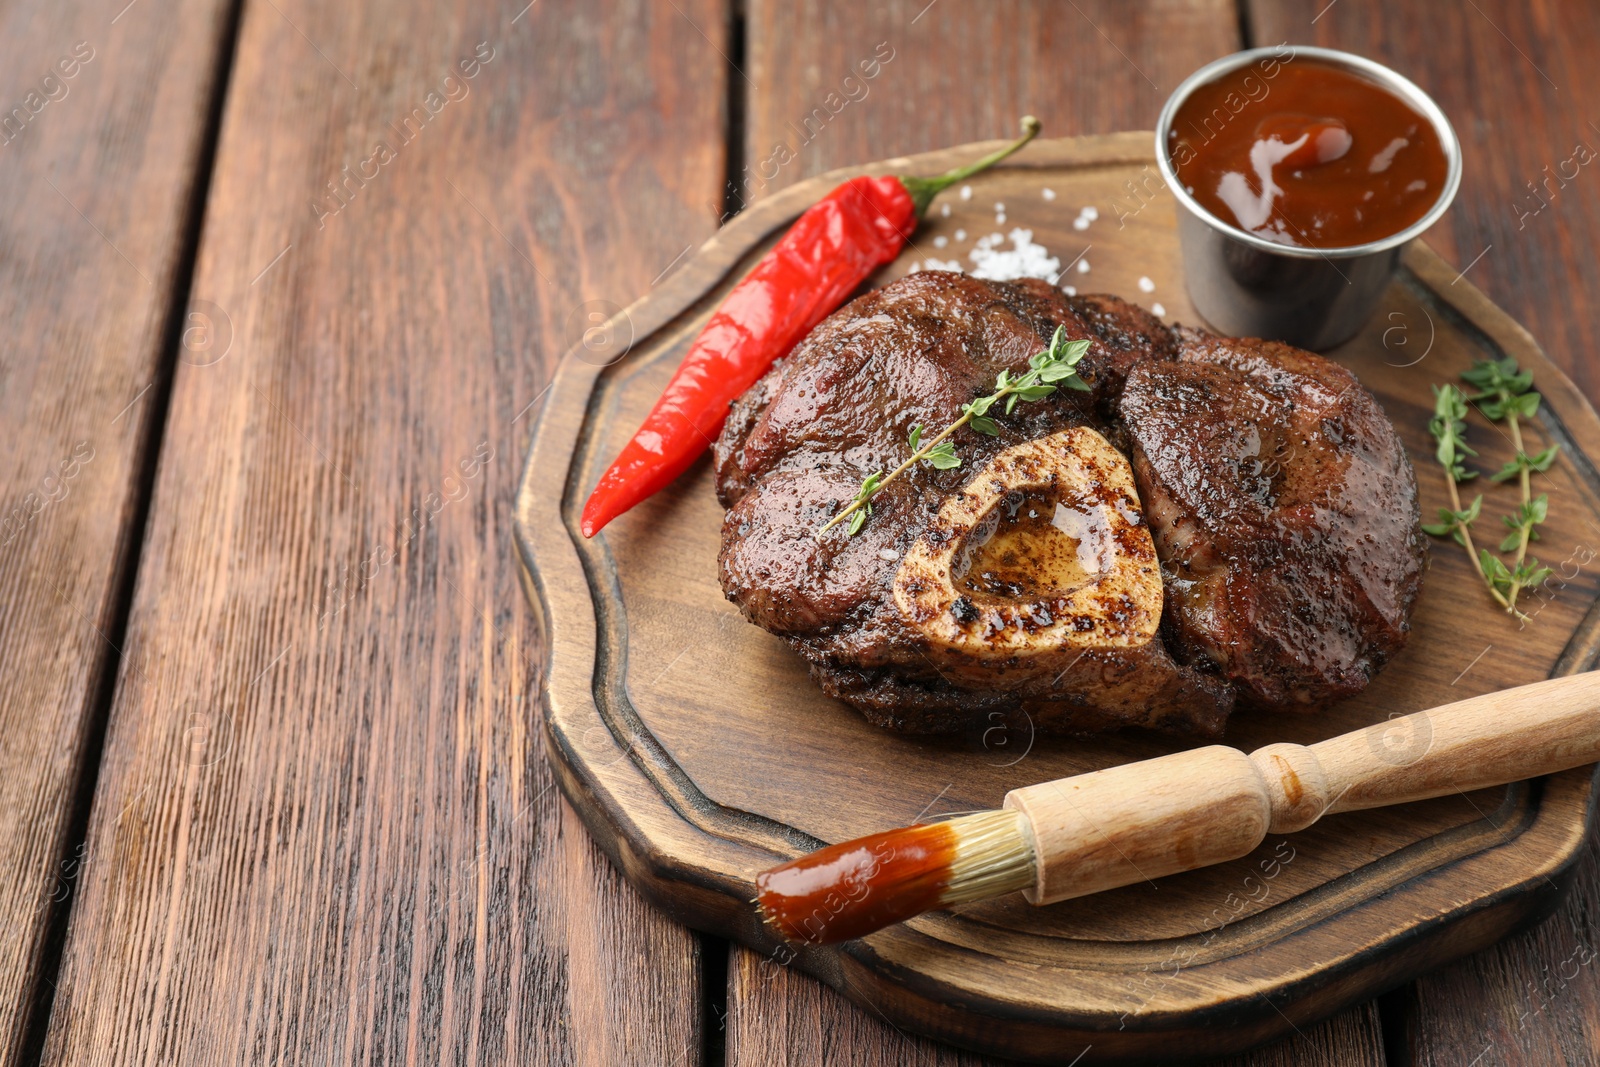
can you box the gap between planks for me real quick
[12,0,249,1062]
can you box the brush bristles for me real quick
[753,808,1038,944]
[940,808,1036,906]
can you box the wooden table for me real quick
[3,1,1597,1063]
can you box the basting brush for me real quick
[755,672,1600,945]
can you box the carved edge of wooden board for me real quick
[514,132,1600,1063]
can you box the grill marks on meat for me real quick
[714,272,1424,737]
[1120,334,1424,708]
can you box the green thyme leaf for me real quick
[821,328,1094,536]
[1489,458,1523,483]
[1481,550,1511,585]
[1428,384,1478,482]
[924,441,961,470]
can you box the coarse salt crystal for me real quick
[1064,285,1077,296]
[967,227,1061,283]
[920,257,964,272]
[1042,188,1056,200]
[940,203,951,217]
[1138,276,1155,293]
[1072,217,1090,231]
[934,235,949,248]
[995,212,1006,224]
[994,202,1005,212]
[1152,302,1166,317]
[877,548,899,561]
[960,185,973,200]
[954,229,966,241]
[1081,206,1099,221]
[1076,258,1090,274]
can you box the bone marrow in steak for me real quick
[714,271,1423,737]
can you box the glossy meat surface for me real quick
[714,271,1423,735]
[1119,333,1425,708]
[714,272,1232,736]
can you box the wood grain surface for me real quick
[726,942,1388,1067]
[741,0,1238,203]
[1247,6,1600,1064]
[8,1,1600,1065]
[520,127,1600,1062]
[34,0,726,1063]
[0,0,235,1061]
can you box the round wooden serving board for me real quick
[514,132,1600,1064]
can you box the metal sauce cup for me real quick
[1155,46,1462,351]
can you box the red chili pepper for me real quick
[580,117,1042,538]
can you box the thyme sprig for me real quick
[819,326,1091,537]
[1463,358,1559,587]
[1422,383,1508,613]
[1422,359,1560,622]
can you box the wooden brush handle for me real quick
[1005,673,1600,906]
[1254,672,1600,831]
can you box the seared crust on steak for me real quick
[1065,293,1181,418]
[1118,333,1425,708]
[714,271,1423,736]
[714,272,1233,737]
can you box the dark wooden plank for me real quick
[726,945,1005,1066]
[0,0,235,1060]
[1246,3,1600,1064]
[35,0,727,1063]
[727,945,1387,1066]
[741,0,1240,204]
[1213,1003,1389,1067]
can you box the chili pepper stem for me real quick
[899,116,1042,218]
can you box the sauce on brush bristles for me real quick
[755,810,1036,944]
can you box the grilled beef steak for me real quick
[1119,333,1424,708]
[714,271,1423,737]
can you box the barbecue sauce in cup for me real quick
[1168,59,1450,249]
